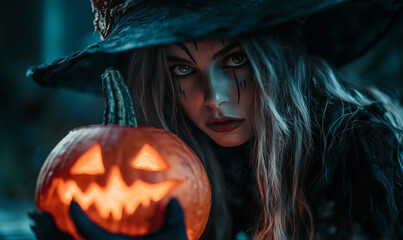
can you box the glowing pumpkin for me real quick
[34,68,211,240]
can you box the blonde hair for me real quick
[126,32,403,239]
[127,46,233,239]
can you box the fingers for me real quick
[29,212,43,240]
[69,201,106,239]
[28,210,73,240]
[69,201,135,240]
[30,199,187,240]
[163,199,186,228]
[29,211,53,228]
[69,199,187,240]
[158,199,188,240]
[29,211,44,239]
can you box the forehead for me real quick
[165,38,235,57]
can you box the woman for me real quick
[29,0,403,239]
[127,35,403,240]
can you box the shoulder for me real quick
[309,99,403,239]
[321,100,400,170]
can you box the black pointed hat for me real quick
[27,0,403,95]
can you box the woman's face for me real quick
[166,39,254,147]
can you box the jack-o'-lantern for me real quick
[34,68,211,240]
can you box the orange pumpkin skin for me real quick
[35,125,211,240]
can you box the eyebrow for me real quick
[212,41,241,59]
[193,41,198,51]
[166,56,194,65]
[175,43,197,65]
[168,41,241,64]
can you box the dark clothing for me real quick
[213,140,258,239]
[309,100,403,239]
[214,99,403,239]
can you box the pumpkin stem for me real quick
[101,67,137,126]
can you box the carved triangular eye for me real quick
[131,144,170,171]
[70,144,105,175]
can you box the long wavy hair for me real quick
[126,31,403,239]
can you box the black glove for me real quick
[28,211,73,240]
[29,199,188,240]
[70,199,188,240]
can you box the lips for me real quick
[206,117,245,133]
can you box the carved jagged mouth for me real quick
[42,166,184,220]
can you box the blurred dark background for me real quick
[0,1,102,238]
[0,1,402,239]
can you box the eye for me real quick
[131,144,170,171]
[70,144,105,175]
[171,65,195,77]
[223,53,248,68]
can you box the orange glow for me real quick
[45,166,183,220]
[131,144,170,171]
[70,144,105,175]
[36,126,211,240]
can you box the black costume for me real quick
[213,94,403,239]
[309,100,402,239]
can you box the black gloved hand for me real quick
[29,199,188,240]
[70,199,188,240]
[28,211,73,240]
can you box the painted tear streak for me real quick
[232,70,240,104]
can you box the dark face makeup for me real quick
[166,39,253,147]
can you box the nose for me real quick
[204,64,230,109]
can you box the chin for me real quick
[209,134,250,147]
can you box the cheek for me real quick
[239,90,254,119]
[178,91,205,122]
[175,77,205,107]
[224,67,252,82]
[236,71,254,119]
[237,69,253,84]
[227,69,253,99]
[175,77,203,97]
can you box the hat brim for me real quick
[27,0,402,96]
